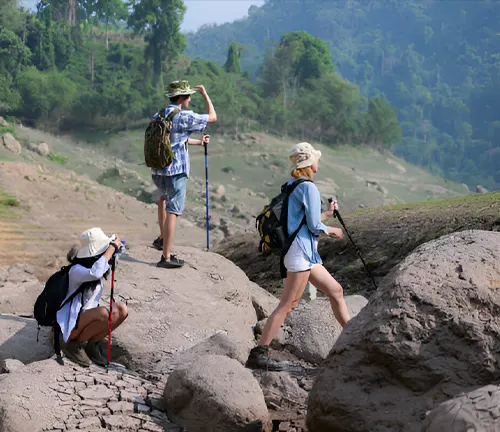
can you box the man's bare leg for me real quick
[158,196,166,239]
[162,211,177,261]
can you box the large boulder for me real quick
[256,371,308,412]
[1,133,21,155]
[164,354,272,432]
[170,332,254,367]
[307,230,500,432]
[108,245,270,373]
[421,384,500,432]
[282,295,368,363]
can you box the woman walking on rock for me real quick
[57,227,129,367]
[246,142,351,371]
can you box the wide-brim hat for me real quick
[76,227,116,259]
[165,80,197,98]
[289,142,322,169]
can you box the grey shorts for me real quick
[152,173,188,216]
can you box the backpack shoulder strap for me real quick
[166,108,181,122]
[58,276,87,311]
[285,178,313,195]
[156,107,167,119]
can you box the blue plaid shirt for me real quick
[151,104,209,176]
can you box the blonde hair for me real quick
[291,166,313,180]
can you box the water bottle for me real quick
[114,240,126,261]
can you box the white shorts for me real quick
[283,239,318,273]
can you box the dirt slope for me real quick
[216,193,500,297]
[0,160,205,282]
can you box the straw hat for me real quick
[76,227,116,259]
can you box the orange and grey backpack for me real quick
[256,178,311,276]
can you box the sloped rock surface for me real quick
[307,230,500,432]
[102,245,268,373]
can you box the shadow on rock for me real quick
[0,315,52,364]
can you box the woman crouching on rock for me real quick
[246,142,351,371]
[57,227,129,367]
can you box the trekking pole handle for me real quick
[328,197,339,217]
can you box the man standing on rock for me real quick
[152,80,217,268]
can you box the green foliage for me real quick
[15,67,77,125]
[0,1,399,169]
[173,57,263,133]
[48,151,68,164]
[223,43,242,74]
[0,125,16,135]
[0,28,31,78]
[128,0,187,90]
[363,98,401,149]
[257,32,400,146]
[0,0,25,31]
[185,0,500,190]
[0,190,20,218]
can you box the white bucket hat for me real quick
[289,142,322,169]
[76,227,116,259]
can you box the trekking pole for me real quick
[329,198,378,290]
[106,240,125,368]
[106,255,116,367]
[204,140,210,250]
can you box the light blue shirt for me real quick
[286,177,328,265]
[151,104,209,177]
[56,256,110,342]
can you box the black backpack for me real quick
[34,265,86,363]
[256,178,311,276]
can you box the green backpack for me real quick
[144,107,180,169]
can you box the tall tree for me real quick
[128,0,186,91]
[0,0,24,31]
[223,42,242,74]
[259,31,333,105]
[80,0,128,49]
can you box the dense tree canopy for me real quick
[186,0,500,190]
[0,0,398,154]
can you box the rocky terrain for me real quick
[2,120,500,431]
[216,191,500,297]
[6,120,470,242]
[0,243,366,432]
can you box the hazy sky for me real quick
[19,0,265,32]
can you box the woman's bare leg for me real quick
[69,304,128,342]
[310,264,350,326]
[258,270,310,346]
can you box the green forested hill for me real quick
[185,0,500,190]
[0,0,401,161]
